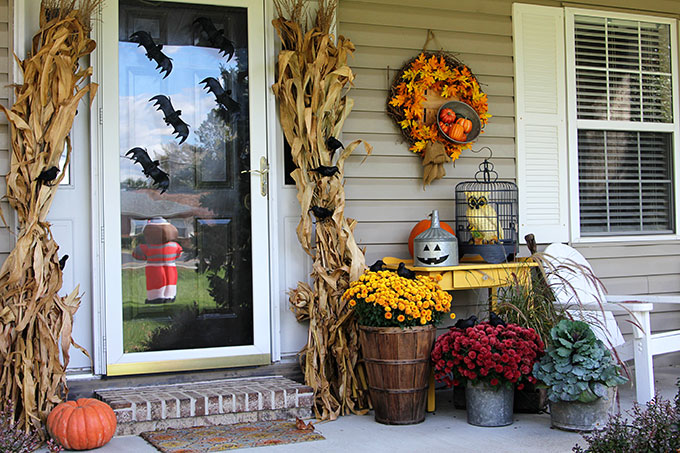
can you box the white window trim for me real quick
[565,7,680,244]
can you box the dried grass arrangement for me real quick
[272,0,371,420]
[0,0,101,433]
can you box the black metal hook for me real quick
[471,147,497,183]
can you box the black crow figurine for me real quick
[149,95,190,144]
[369,259,385,272]
[193,17,235,60]
[309,165,340,177]
[454,315,478,330]
[326,136,344,153]
[310,206,334,220]
[58,254,69,271]
[489,311,507,327]
[37,166,60,186]
[125,147,170,194]
[397,262,417,280]
[129,31,173,79]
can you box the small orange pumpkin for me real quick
[449,123,466,141]
[47,398,117,450]
[456,117,473,133]
[408,218,455,257]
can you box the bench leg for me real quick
[427,369,435,412]
[631,310,654,404]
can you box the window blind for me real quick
[578,130,673,234]
[574,16,672,123]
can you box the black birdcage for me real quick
[455,149,518,263]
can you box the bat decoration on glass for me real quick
[37,166,60,186]
[126,147,170,194]
[200,77,240,121]
[310,206,334,220]
[129,31,173,79]
[149,95,190,144]
[309,165,339,177]
[193,17,235,61]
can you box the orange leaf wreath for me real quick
[387,52,490,185]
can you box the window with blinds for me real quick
[573,14,675,235]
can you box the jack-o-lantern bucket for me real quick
[413,210,458,267]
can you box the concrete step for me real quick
[95,376,314,436]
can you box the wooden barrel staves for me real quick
[359,325,436,424]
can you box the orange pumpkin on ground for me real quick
[408,218,455,257]
[47,398,117,450]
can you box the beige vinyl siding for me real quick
[0,0,11,267]
[339,0,680,362]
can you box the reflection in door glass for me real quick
[118,0,252,353]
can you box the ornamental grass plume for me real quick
[432,322,544,389]
[342,269,453,328]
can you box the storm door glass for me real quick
[118,0,252,353]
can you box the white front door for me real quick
[98,0,270,375]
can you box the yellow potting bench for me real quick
[382,256,538,412]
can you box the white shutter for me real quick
[513,4,569,243]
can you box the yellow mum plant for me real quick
[343,269,454,328]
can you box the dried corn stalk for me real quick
[273,0,371,420]
[0,0,100,433]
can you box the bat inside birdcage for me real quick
[455,148,518,264]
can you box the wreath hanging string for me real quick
[387,50,490,185]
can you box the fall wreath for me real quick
[387,52,490,185]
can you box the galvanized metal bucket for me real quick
[550,386,616,432]
[465,381,514,427]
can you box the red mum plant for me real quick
[432,322,544,389]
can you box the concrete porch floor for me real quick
[44,364,678,453]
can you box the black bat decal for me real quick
[149,95,190,144]
[200,77,240,120]
[194,17,235,60]
[129,31,173,79]
[125,147,170,194]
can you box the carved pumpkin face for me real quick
[415,241,456,266]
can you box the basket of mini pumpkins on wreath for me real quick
[387,52,490,185]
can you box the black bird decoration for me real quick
[369,259,385,272]
[58,254,69,271]
[310,165,340,177]
[37,166,60,186]
[310,206,334,220]
[489,311,507,327]
[397,262,417,280]
[454,315,478,330]
[200,77,240,120]
[149,95,190,144]
[129,31,173,79]
[326,136,344,153]
[125,147,170,194]
[194,17,235,60]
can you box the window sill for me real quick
[571,234,680,244]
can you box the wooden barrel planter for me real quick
[359,324,436,425]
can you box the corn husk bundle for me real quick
[0,0,100,433]
[272,0,372,420]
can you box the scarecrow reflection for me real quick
[132,217,183,304]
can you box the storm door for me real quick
[101,0,270,375]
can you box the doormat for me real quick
[140,419,325,452]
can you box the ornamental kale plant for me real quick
[533,319,627,403]
[573,381,680,453]
[432,322,544,388]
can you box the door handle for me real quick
[241,156,269,197]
